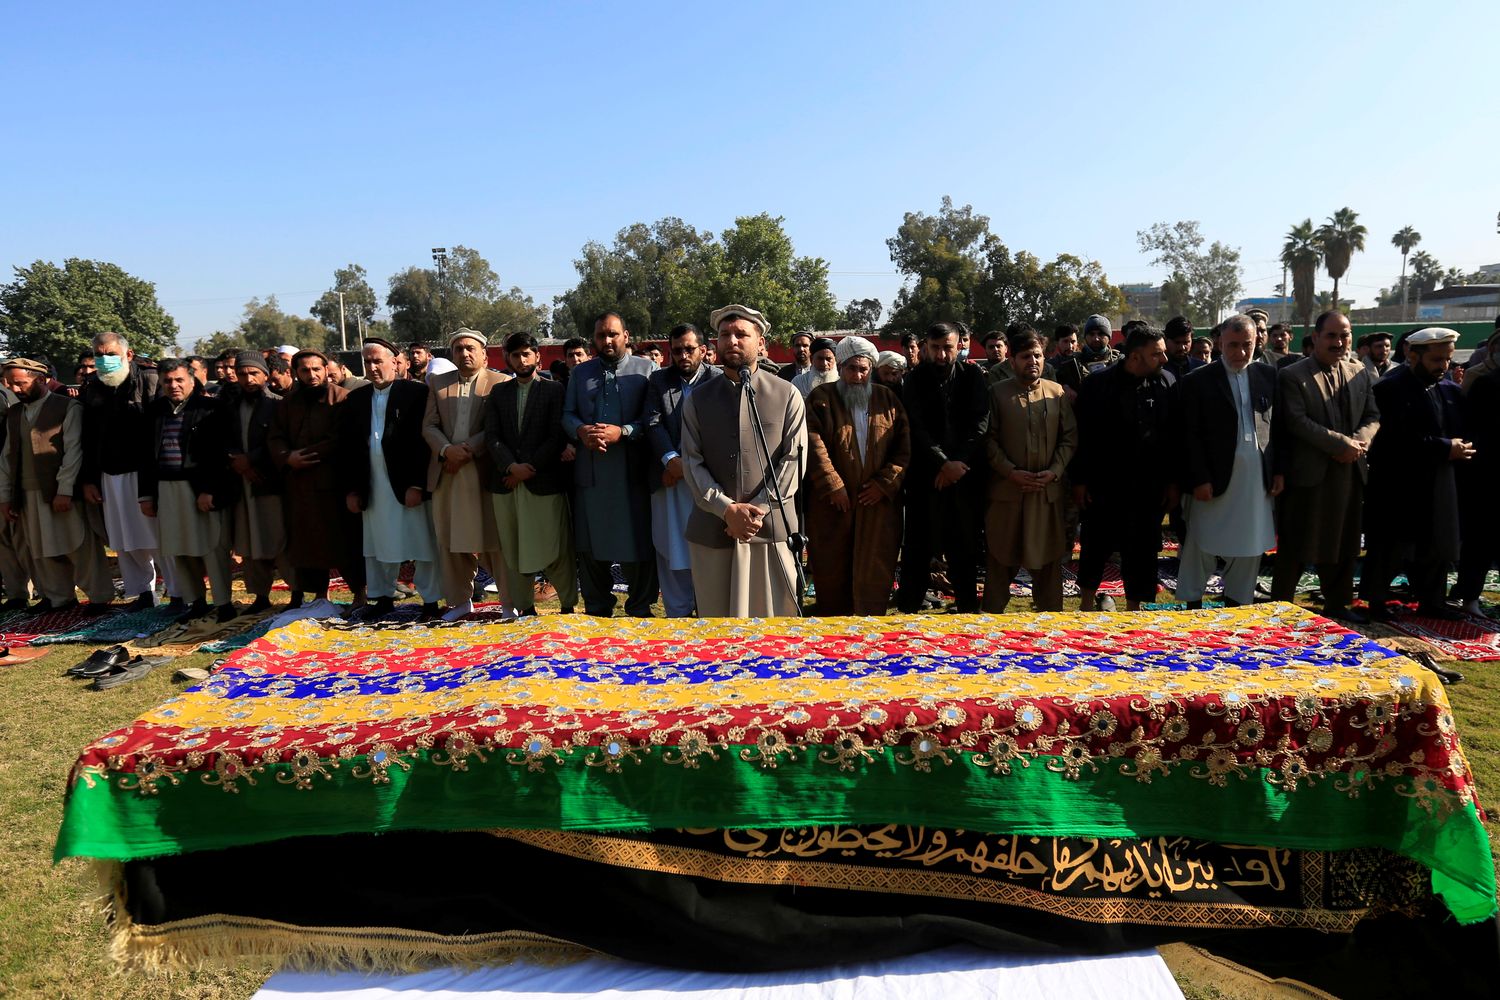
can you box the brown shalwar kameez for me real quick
[804,383,909,616]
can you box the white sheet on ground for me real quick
[254,946,1183,1000]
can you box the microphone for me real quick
[736,364,755,395]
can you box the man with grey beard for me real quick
[79,331,171,610]
[791,337,839,398]
[804,336,910,615]
[1176,314,1281,607]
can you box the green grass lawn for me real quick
[1,594,1495,1000]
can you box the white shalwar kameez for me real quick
[1178,366,1276,605]
[361,386,438,601]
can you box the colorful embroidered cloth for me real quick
[31,605,181,646]
[0,603,112,648]
[55,604,1496,924]
[1388,604,1500,663]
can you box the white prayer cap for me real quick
[1407,327,1459,346]
[708,304,770,337]
[448,328,487,349]
[427,357,457,376]
[276,344,299,356]
[835,335,878,368]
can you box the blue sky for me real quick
[2,1,1495,348]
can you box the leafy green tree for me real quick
[191,331,247,358]
[0,258,179,364]
[310,264,379,349]
[194,296,325,356]
[553,218,710,340]
[386,245,546,344]
[839,297,883,332]
[1281,220,1322,331]
[975,248,1125,331]
[1135,221,1244,323]
[885,198,1124,333]
[1158,271,1197,324]
[1389,225,1421,320]
[885,197,997,332]
[685,214,840,341]
[1316,208,1367,313]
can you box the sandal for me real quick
[90,656,167,691]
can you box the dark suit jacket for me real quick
[1177,360,1277,496]
[337,380,431,506]
[221,385,283,499]
[1367,363,1464,525]
[483,376,568,496]
[644,362,720,492]
[138,390,234,509]
[902,361,990,489]
[561,354,654,491]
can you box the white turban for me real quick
[876,350,907,370]
[835,335,878,368]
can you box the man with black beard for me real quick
[645,323,720,617]
[778,331,814,384]
[221,350,293,613]
[681,304,807,617]
[1070,325,1177,611]
[1077,314,1122,377]
[563,311,658,617]
[1360,328,1473,618]
[269,350,364,609]
[894,321,990,614]
[486,332,578,616]
[0,358,114,611]
[78,331,168,610]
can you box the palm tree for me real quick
[1281,219,1323,331]
[1409,250,1440,316]
[1390,225,1421,320]
[1317,208,1368,313]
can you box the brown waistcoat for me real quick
[684,368,804,548]
[6,393,71,505]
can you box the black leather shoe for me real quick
[77,646,134,678]
[68,645,129,677]
[1,597,29,612]
[215,603,241,624]
[417,602,442,622]
[28,598,56,614]
[1326,606,1370,625]
[1367,604,1398,623]
[174,599,208,624]
[1417,603,1466,621]
[123,592,155,612]
[247,596,272,614]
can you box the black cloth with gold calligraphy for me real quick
[118,826,1496,998]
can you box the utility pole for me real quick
[431,247,448,339]
[336,290,347,352]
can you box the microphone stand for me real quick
[740,367,806,615]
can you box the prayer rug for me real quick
[0,646,51,667]
[0,603,111,648]
[1387,605,1500,663]
[31,605,182,646]
[56,606,1497,973]
[1061,560,1145,597]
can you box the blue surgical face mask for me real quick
[96,354,124,375]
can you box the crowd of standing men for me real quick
[0,303,1496,626]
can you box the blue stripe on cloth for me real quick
[197,632,1395,700]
